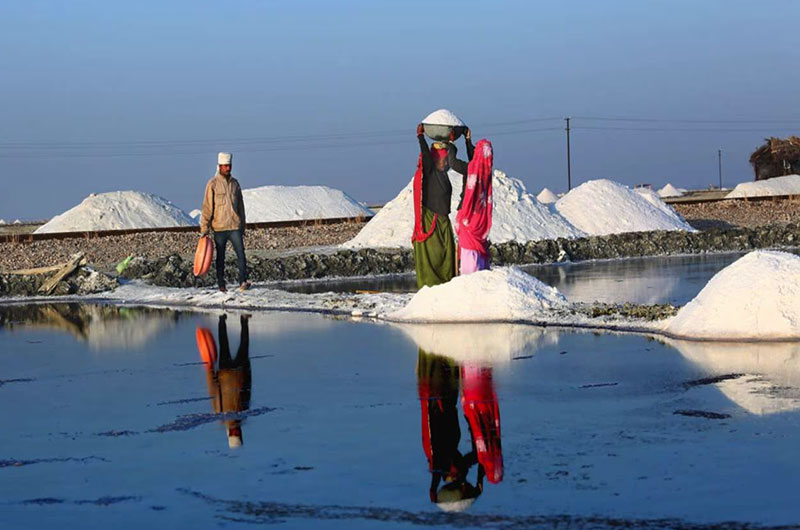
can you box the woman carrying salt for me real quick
[412,124,474,288]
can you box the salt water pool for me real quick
[1,304,799,529]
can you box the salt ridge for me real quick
[556,179,694,236]
[343,170,584,249]
[35,191,195,234]
[726,175,800,199]
[241,185,373,223]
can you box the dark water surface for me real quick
[1,304,799,529]
[272,251,792,305]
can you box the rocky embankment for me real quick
[121,223,799,288]
[0,268,118,297]
[2,223,798,297]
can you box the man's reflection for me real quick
[197,314,251,449]
[416,349,503,512]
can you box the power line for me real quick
[0,116,563,151]
[573,116,800,124]
[573,125,800,133]
[0,125,563,158]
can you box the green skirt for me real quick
[413,206,456,289]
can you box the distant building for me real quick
[750,136,800,181]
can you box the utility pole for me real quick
[565,117,572,191]
[718,149,723,189]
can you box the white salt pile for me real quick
[664,251,800,340]
[0,219,5,225]
[726,175,800,199]
[343,170,584,249]
[189,209,202,222]
[536,187,559,204]
[657,183,687,198]
[386,267,567,322]
[242,185,373,223]
[35,191,195,234]
[422,108,465,127]
[555,179,695,236]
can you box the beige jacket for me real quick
[200,174,246,234]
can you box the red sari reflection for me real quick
[417,349,503,512]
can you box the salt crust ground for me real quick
[35,191,195,233]
[14,250,799,342]
[726,174,800,199]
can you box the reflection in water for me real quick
[416,349,503,512]
[670,339,800,415]
[0,303,179,349]
[196,315,252,448]
[396,322,558,364]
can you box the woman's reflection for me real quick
[417,348,503,512]
[196,314,251,449]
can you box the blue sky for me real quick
[2,0,800,220]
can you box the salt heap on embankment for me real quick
[343,171,583,248]
[536,187,559,204]
[555,179,695,236]
[345,175,693,249]
[35,191,195,234]
[726,174,800,199]
[664,250,800,340]
[241,185,373,223]
[189,209,202,222]
[657,183,687,198]
[386,267,567,322]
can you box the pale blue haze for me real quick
[1,0,799,219]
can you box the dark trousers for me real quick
[213,229,247,287]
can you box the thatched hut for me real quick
[750,136,800,181]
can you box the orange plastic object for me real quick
[195,326,218,366]
[193,236,213,277]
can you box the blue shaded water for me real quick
[1,301,799,529]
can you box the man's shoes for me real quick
[238,282,252,292]
[219,285,227,293]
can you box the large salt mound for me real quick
[35,191,195,234]
[555,179,695,236]
[343,170,584,249]
[726,175,800,199]
[664,251,800,340]
[657,183,686,198]
[536,187,558,204]
[386,267,567,322]
[242,185,373,223]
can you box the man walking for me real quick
[200,152,250,292]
